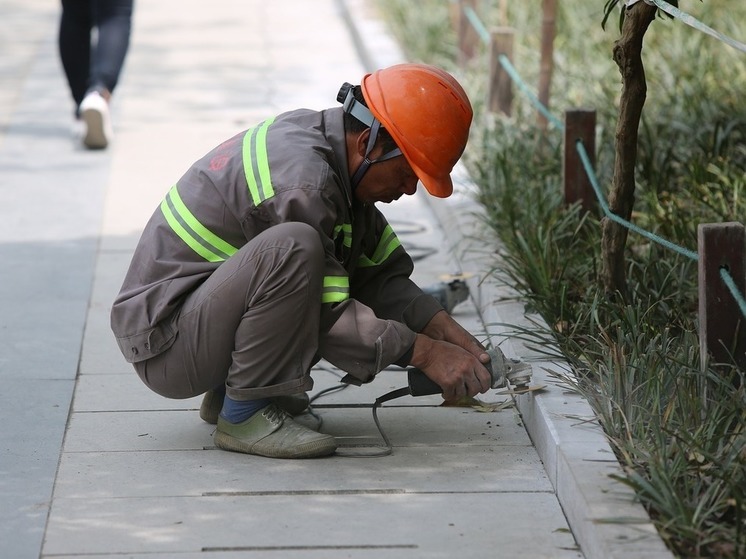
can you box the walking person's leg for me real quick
[88,0,133,96]
[59,0,93,111]
[79,0,134,148]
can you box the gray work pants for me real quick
[134,222,323,401]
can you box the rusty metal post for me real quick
[698,222,746,371]
[488,27,514,116]
[563,109,597,212]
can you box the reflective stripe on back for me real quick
[160,185,239,262]
[322,275,349,304]
[357,225,401,268]
[243,117,276,205]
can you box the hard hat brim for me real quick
[410,163,453,198]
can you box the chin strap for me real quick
[339,84,402,190]
[349,120,402,189]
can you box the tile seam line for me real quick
[53,490,558,501]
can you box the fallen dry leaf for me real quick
[441,396,513,412]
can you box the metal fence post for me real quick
[563,109,597,212]
[698,222,746,371]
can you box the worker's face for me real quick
[354,150,420,205]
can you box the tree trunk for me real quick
[600,2,657,298]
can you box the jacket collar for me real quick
[322,107,353,209]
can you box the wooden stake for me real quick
[563,109,597,212]
[538,0,558,130]
[488,28,514,116]
[698,222,746,372]
[458,0,480,67]
[498,0,508,25]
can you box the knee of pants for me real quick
[266,222,325,268]
[238,222,326,307]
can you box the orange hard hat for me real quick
[360,63,473,198]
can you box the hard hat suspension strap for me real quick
[350,120,403,190]
[339,83,402,190]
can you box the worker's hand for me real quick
[421,310,490,365]
[410,334,492,401]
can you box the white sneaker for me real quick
[79,91,112,149]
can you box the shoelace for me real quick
[262,404,287,426]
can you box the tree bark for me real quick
[600,3,657,298]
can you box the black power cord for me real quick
[306,367,415,458]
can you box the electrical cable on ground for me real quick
[307,365,412,458]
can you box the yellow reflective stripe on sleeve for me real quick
[357,225,401,268]
[160,185,239,263]
[322,276,349,304]
[243,117,276,205]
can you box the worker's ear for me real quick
[355,128,371,157]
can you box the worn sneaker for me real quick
[214,404,336,459]
[79,90,112,149]
[199,390,310,425]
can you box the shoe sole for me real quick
[82,107,108,149]
[214,430,336,459]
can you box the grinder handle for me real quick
[407,368,443,396]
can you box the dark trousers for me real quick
[58,0,134,108]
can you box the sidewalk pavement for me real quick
[1,1,673,558]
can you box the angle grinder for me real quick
[407,347,533,396]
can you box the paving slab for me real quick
[44,493,580,558]
[62,405,528,453]
[71,365,512,413]
[308,365,509,406]
[73,373,201,412]
[54,443,550,500]
[0,378,75,558]
[316,406,528,447]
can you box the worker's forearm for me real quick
[421,310,489,362]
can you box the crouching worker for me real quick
[110,63,492,459]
